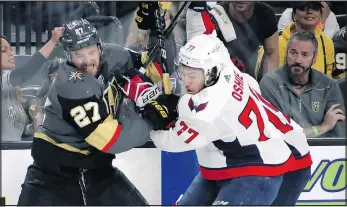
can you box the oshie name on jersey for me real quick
[231,70,244,102]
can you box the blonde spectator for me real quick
[278,2,340,38]
[279,2,339,79]
[257,2,343,80]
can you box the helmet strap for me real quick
[205,66,220,86]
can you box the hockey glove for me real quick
[103,77,124,118]
[140,51,164,83]
[135,2,158,30]
[142,94,180,130]
[115,69,162,108]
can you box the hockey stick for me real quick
[108,2,190,101]
[152,3,169,93]
[140,1,191,71]
[139,1,190,94]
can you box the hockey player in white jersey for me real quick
[140,32,313,205]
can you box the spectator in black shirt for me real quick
[334,26,347,136]
[186,1,279,80]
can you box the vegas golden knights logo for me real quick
[312,101,320,112]
[56,57,64,63]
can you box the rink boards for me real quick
[1,146,346,205]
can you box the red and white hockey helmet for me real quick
[178,31,230,86]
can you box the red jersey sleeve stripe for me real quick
[201,11,215,34]
[102,123,122,152]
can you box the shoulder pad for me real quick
[37,58,68,99]
[101,43,132,76]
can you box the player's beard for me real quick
[285,61,312,87]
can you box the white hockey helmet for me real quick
[178,31,230,86]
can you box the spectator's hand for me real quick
[320,2,331,24]
[49,27,64,45]
[321,104,345,132]
[135,2,159,31]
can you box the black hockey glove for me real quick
[135,1,158,30]
[188,1,209,12]
[142,94,180,130]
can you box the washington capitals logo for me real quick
[68,70,83,82]
[188,97,208,112]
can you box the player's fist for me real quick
[115,69,162,108]
[142,94,180,130]
[135,1,158,30]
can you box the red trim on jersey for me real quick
[291,153,313,171]
[201,11,215,34]
[153,61,164,78]
[102,124,122,152]
[200,155,297,180]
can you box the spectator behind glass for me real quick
[19,85,43,139]
[125,2,181,50]
[278,2,340,38]
[333,26,347,135]
[1,27,63,142]
[260,31,345,138]
[278,2,342,79]
[186,1,279,80]
[333,26,347,78]
[36,57,63,106]
[128,2,181,84]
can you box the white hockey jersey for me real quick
[150,64,312,180]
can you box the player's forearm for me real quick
[108,117,153,154]
[151,130,197,152]
[84,115,153,154]
[88,101,154,154]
